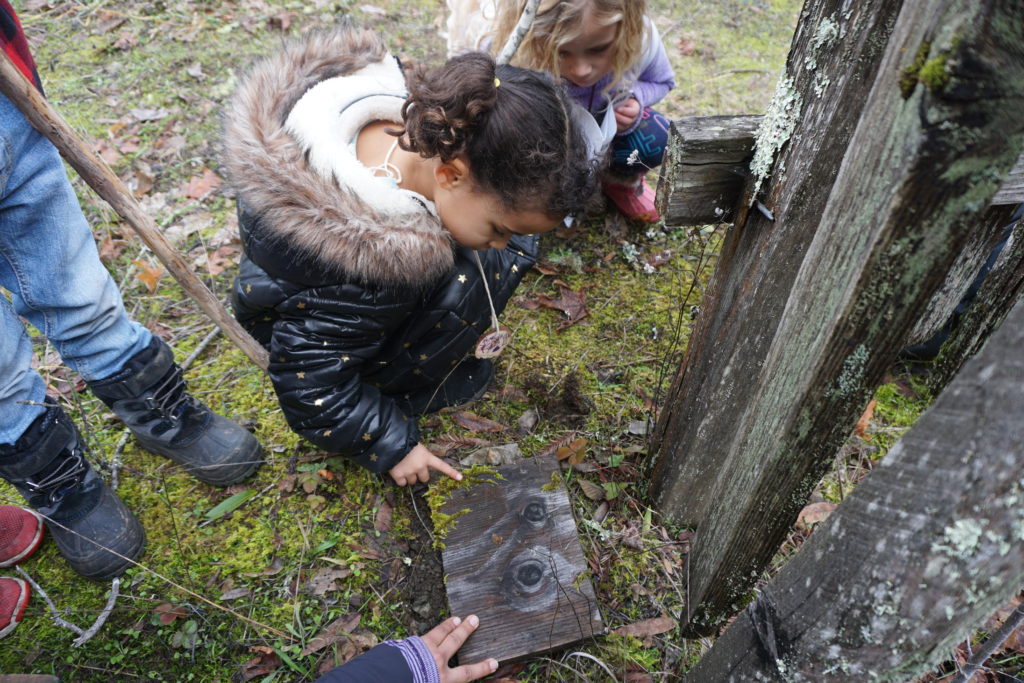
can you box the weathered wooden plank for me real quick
[992,152,1024,205]
[686,296,1024,680]
[655,123,1024,227]
[677,0,1024,636]
[650,0,904,530]
[654,115,761,226]
[928,212,1024,393]
[904,205,1018,347]
[437,456,602,664]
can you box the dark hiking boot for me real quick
[89,337,263,486]
[0,402,145,581]
[399,358,494,415]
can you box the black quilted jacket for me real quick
[221,29,540,473]
[232,206,538,473]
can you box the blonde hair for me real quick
[486,0,646,93]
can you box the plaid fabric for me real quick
[1,0,41,91]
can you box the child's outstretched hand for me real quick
[422,615,498,683]
[613,97,641,133]
[389,443,463,486]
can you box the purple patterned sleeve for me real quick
[386,637,440,683]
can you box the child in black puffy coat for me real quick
[222,27,596,487]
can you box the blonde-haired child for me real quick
[448,0,676,222]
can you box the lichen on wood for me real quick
[749,74,803,201]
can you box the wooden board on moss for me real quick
[435,456,603,664]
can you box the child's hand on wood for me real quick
[389,443,463,486]
[613,97,641,132]
[422,615,498,683]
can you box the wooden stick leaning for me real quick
[0,52,269,371]
[496,0,541,65]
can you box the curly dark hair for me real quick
[396,52,597,219]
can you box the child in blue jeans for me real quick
[0,0,261,582]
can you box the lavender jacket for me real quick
[562,16,676,152]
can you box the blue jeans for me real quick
[0,94,150,444]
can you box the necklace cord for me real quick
[473,251,502,330]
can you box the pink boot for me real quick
[602,175,660,223]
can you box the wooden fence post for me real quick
[673,0,1024,635]
[685,295,1024,680]
[649,0,905,529]
[928,212,1024,393]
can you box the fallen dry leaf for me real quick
[153,603,187,625]
[206,245,240,276]
[556,438,589,466]
[129,162,155,197]
[238,651,282,681]
[528,280,589,330]
[374,499,392,533]
[427,434,492,457]
[182,168,221,200]
[612,616,677,640]
[132,259,165,293]
[679,38,697,55]
[97,232,128,264]
[578,479,605,501]
[796,501,837,532]
[854,399,877,440]
[308,567,353,597]
[452,410,508,433]
[93,138,122,166]
[300,613,361,656]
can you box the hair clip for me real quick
[494,77,501,88]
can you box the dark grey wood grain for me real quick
[438,456,602,663]
[668,0,1024,636]
[686,296,1024,681]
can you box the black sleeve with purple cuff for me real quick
[314,636,439,683]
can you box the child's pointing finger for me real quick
[428,453,463,481]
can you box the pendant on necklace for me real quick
[475,324,511,359]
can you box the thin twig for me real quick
[11,504,293,641]
[109,430,131,491]
[72,578,121,646]
[15,567,84,636]
[951,602,1024,683]
[181,326,221,372]
[496,0,542,65]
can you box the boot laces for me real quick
[142,368,193,422]
[25,449,87,506]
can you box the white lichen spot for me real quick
[813,74,832,98]
[934,518,984,558]
[1014,519,1024,542]
[750,74,803,201]
[829,343,869,399]
[803,13,841,72]
[945,605,954,621]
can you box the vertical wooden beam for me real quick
[649,0,905,528]
[685,296,1024,680]
[678,0,1024,634]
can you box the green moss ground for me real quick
[0,1,854,680]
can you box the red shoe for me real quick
[0,506,43,568]
[602,175,660,222]
[0,577,30,638]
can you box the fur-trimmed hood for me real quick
[221,28,454,288]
